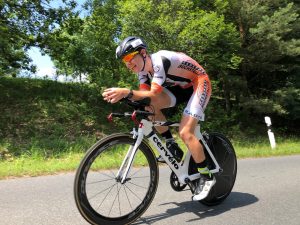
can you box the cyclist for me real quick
[102,36,215,201]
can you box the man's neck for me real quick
[146,55,154,74]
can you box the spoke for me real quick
[87,178,115,185]
[127,181,148,190]
[108,170,116,178]
[95,183,117,210]
[123,185,133,210]
[108,183,122,216]
[97,171,115,179]
[118,184,121,216]
[129,167,144,178]
[88,183,116,200]
[124,184,143,201]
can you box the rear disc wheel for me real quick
[200,132,237,206]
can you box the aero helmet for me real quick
[116,36,147,59]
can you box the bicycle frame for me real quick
[117,119,221,185]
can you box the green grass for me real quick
[0,153,84,179]
[233,138,300,158]
[0,137,299,180]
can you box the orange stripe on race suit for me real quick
[192,75,211,92]
[193,75,212,108]
[139,83,151,91]
[151,82,163,94]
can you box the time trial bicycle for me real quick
[74,98,237,225]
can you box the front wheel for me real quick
[74,133,159,225]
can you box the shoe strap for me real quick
[198,167,212,178]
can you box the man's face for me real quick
[123,52,145,73]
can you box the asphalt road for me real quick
[0,155,300,225]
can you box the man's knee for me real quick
[150,96,160,108]
[150,93,171,110]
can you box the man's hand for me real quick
[102,88,130,103]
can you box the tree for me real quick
[0,0,77,77]
[43,15,86,81]
[236,1,299,122]
[196,0,300,125]
[245,2,299,93]
[45,0,130,86]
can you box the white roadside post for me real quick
[264,116,276,149]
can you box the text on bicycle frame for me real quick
[152,136,179,169]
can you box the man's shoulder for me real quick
[151,50,181,64]
[152,50,174,57]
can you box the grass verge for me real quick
[0,137,299,180]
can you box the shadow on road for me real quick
[133,192,258,224]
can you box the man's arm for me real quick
[102,87,155,103]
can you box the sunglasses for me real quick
[122,51,139,63]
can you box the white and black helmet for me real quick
[116,36,147,59]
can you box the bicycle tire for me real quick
[200,132,237,206]
[188,132,237,206]
[74,133,159,225]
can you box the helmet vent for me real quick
[131,39,143,48]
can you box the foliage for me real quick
[225,0,299,122]
[118,0,242,113]
[0,0,77,76]
[44,0,139,88]
[247,2,299,91]
[0,77,129,157]
[274,87,300,120]
[43,15,86,81]
[118,0,241,72]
